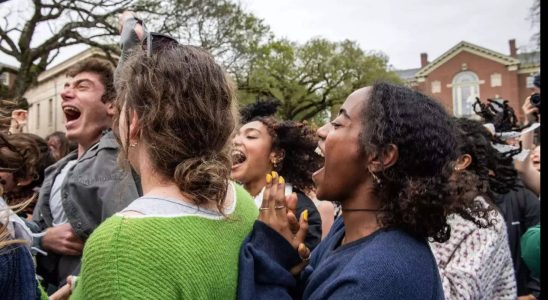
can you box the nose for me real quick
[317,123,330,141]
[232,132,243,146]
[60,85,74,102]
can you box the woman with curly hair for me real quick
[1,133,55,219]
[238,82,494,299]
[232,99,323,249]
[430,117,516,299]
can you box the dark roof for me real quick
[395,68,420,80]
[517,51,540,67]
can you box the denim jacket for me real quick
[32,130,141,287]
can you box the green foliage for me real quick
[237,38,402,122]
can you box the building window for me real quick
[452,71,480,117]
[490,73,502,87]
[526,76,535,88]
[36,103,40,129]
[0,72,8,86]
[48,99,53,127]
[431,81,441,94]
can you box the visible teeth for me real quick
[315,146,324,157]
[232,150,247,164]
[64,107,80,113]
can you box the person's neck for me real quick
[244,176,268,198]
[340,185,382,245]
[138,154,219,210]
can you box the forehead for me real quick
[240,120,268,132]
[66,71,104,87]
[340,87,370,118]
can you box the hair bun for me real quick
[240,98,281,124]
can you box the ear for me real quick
[368,144,399,172]
[454,154,472,171]
[16,176,34,187]
[129,110,140,140]
[106,101,116,118]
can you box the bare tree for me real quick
[0,0,270,102]
[0,0,155,100]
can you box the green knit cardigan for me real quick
[70,185,258,299]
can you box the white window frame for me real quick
[452,71,480,117]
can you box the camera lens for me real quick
[530,93,541,109]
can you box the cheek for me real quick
[320,136,363,199]
[246,140,272,165]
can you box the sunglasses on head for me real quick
[141,31,179,57]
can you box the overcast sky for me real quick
[240,0,538,70]
[0,0,539,70]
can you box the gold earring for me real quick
[455,166,460,171]
[130,142,138,148]
[369,167,381,184]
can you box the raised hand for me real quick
[259,171,309,253]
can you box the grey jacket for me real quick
[32,130,141,287]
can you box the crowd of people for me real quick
[0,10,541,300]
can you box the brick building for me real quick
[396,39,540,121]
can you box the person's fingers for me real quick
[289,260,308,276]
[275,175,287,218]
[287,211,299,234]
[259,173,273,222]
[268,171,279,210]
[64,241,84,255]
[297,243,311,260]
[295,209,309,245]
[286,192,298,214]
[49,283,71,300]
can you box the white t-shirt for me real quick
[253,183,293,207]
[49,160,77,226]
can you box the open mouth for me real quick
[312,145,326,178]
[232,149,247,167]
[315,146,324,158]
[63,106,81,122]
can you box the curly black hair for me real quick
[359,82,494,243]
[454,118,519,195]
[240,98,281,124]
[250,116,322,194]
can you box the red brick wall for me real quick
[416,50,522,120]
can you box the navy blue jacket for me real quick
[0,245,40,300]
[238,217,444,299]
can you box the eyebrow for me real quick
[242,128,262,134]
[339,108,351,119]
[65,79,94,88]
